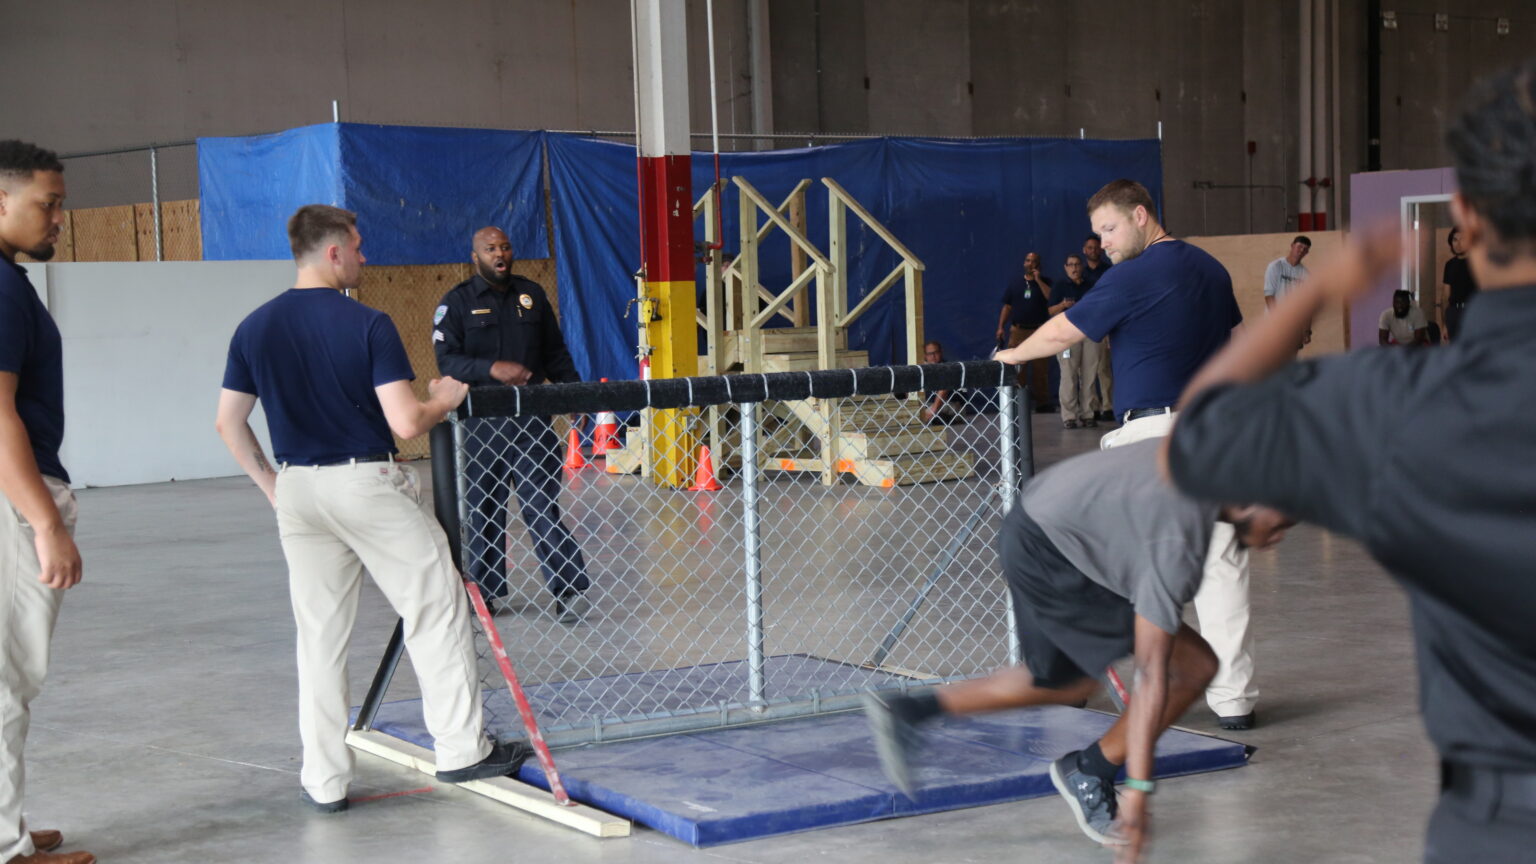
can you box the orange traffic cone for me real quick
[564,424,588,470]
[592,410,619,455]
[689,445,723,491]
[592,379,619,456]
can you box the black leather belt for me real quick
[1124,406,1174,423]
[316,454,393,467]
[1444,762,1536,808]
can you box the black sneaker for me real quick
[1097,410,1116,423]
[862,692,922,797]
[1081,417,1098,428]
[1063,419,1080,429]
[435,740,532,783]
[1049,751,1126,846]
[1218,710,1256,731]
[299,790,349,813]
[555,593,590,624]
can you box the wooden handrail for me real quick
[837,262,905,328]
[749,264,820,330]
[822,177,925,269]
[735,177,831,269]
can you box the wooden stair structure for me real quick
[605,177,974,487]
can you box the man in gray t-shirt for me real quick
[865,440,1290,861]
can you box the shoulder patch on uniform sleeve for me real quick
[433,305,448,325]
[433,329,445,342]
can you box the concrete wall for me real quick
[21,261,292,488]
[4,0,1533,234]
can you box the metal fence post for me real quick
[739,401,766,709]
[997,383,1021,666]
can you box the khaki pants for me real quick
[1095,340,1115,413]
[1008,326,1051,405]
[1100,413,1257,717]
[276,461,489,802]
[1058,339,1104,422]
[0,476,72,862]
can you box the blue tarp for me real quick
[546,133,1162,384]
[198,123,547,265]
[198,124,1160,383]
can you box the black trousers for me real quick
[461,415,589,599]
[1424,764,1536,862]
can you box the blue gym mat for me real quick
[363,669,1249,846]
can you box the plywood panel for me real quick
[134,203,157,261]
[70,205,139,262]
[357,259,562,459]
[1185,230,1347,357]
[161,199,203,261]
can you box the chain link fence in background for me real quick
[367,361,1033,748]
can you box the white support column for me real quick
[748,0,774,150]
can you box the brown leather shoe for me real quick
[26,832,61,853]
[6,850,95,864]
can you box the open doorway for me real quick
[1399,194,1458,345]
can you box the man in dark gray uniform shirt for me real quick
[1166,60,1536,863]
[865,440,1290,862]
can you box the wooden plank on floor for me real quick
[346,729,631,838]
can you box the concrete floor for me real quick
[29,415,1434,863]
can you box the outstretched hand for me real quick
[1312,224,1401,303]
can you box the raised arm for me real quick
[375,377,469,441]
[995,312,1086,365]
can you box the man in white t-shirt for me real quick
[1264,236,1311,350]
[1378,289,1430,346]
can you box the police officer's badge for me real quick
[519,294,534,310]
[433,304,448,325]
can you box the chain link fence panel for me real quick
[404,362,1029,747]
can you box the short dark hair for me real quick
[1086,180,1157,219]
[1446,59,1536,254]
[924,340,943,352]
[1447,226,1461,249]
[1065,254,1083,265]
[0,140,63,184]
[287,204,357,260]
[1084,233,1101,244]
[1293,235,1312,247]
[1393,289,1413,302]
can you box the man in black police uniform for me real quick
[1165,59,1536,862]
[434,227,590,624]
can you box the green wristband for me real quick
[1124,777,1156,794]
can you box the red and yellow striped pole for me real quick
[635,0,698,488]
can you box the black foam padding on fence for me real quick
[460,361,1015,418]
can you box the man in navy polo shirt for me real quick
[216,205,527,813]
[995,180,1258,731]
[0,141,94,864]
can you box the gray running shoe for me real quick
[862,692,921,797]
[1049,751,1127,846]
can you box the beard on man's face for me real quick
[26,243,55,262]
[476,257,511,284]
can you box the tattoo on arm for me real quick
[253,450,274,475]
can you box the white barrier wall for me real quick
[22,261,295,488]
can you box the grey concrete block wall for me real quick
[2,0,1532,233]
